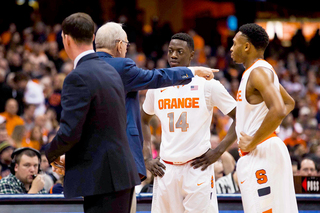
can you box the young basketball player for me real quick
[141,33,237,213]
[230,23,298,213]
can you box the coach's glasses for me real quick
[116,40,130,47]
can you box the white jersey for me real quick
[143,76,236,163]
[235,59,280,142]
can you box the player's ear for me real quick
[244,42,250,52]
[190,50,195,60]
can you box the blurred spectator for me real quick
[39,151,58,192]
[13,72,46,116]
[0,116,9,143]
[46,73,65,121]
[0,71,25,115]
[284,123,307,149]
[297,106,312,130]
[298,158,318,176]
[214,160,224,181]
[34,114,48,144]
[216,170,239,194]
[60,61,73,76]
[0,141,14,178]
[0,99,24,136]
[21,104,36,132]
[11,125,26,148]
[188,29,206,64]
[45,41,64,72]
[278,113,294,141]
[22,126,44,151]
[7,51,22,72]
[44,108,59,132]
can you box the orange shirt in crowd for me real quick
[283,137,307,148]
[0,112,24,136]
[21,139,41,151]
[193,34,206,64]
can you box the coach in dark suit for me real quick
[44,13,140,213]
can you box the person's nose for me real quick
[171,51,178,59]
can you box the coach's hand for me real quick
[192,67,219,80]
[238,132,256,152]
[145,158,166,177]
[51,155,65,176]
[191,148,220,171]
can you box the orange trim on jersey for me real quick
[162,159,192,165]
[241,59,276,77]
[263,209,272,213]
[238,132,277,157]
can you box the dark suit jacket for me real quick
[45,53,140,198]
[96,52,193,179]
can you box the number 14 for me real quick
[167,112,189,132]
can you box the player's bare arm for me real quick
[191,108,237,171]
[239,67,288,152]
[279,84,295,115]
[141,110,166,177]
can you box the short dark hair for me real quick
[239,23,269,51]
[62,12,94,44]
[13,72,29,83]
[15,149,40,165]
[171,33,194,51]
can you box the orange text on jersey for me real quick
[236,90,242,101]
[158,98,200,110]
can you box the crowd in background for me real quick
[0,14,320,194]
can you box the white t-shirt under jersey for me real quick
[143,76,236,163]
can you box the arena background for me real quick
[0,0,320,212]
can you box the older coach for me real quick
[95,22,217,212]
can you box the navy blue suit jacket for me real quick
[96,52,194,179]
[45,53,140,198]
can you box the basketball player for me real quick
[141,33,237,213]
[230,23,298,212]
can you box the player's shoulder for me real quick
[203,77,226,90]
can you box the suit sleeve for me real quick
[121,58,194,92]
[45,72,91,163]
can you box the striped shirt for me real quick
[0,174,46,194]
[216,171,239,194]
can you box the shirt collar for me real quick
[73,50,95,68]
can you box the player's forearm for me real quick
[214,121,237,155]
[141,122,153,161]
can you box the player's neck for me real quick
[244,55,264,69]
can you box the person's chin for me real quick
[169,62,179,67]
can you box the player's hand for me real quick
[51,155,65,176]
[145,158,166,177]
[191,149,220,171]
[192,67,219,80]
[238,132,256,152]
[29,175,45,193]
